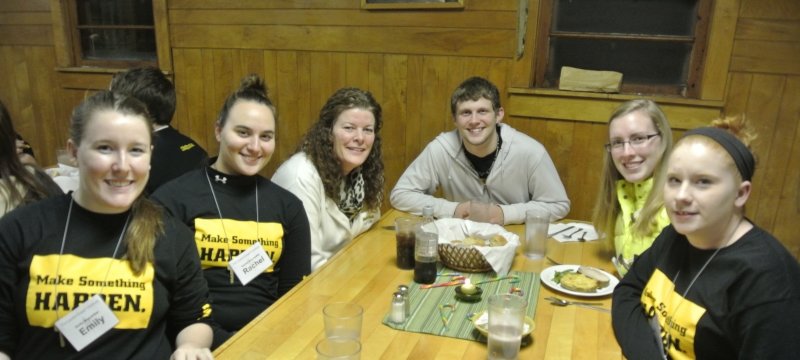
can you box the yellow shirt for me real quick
[613,178,670,267]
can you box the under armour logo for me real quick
[215,175,227,184]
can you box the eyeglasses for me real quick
[604,133,660,152]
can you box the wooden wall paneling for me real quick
[743,74,785,226]
[0,0,49,12]
[730,39,800,75]
[739,0,800,20]
[419,56,451,144]
[168,0,354,10]
[200,49,220,154]
[0,12,51,25]
[468,0,517,11]
[367,53,385,109]
[381,54,409,200]
[170,25,514,58]
[403,55,424,169]
[723,72,752,117]
[772,76,800,255]
[0,25,52,46]
[293,51,312,152]
[172,48,208,153]
[26,46,59,166]
[275,50,300,172]
[736,18,800,42]
[699,0,738,101]
[345,53,370,90]
[49,0,72,67]
[168,9,515,30]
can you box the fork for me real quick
[565,228,582,239]
[578,231,587,242]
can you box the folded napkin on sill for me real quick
[381,265,539,342]
[548,222,599,242]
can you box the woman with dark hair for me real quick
[0,100,61,217]
[153,74,311,343]
[612,116,800,359]
[273,87,384,271]
[0,91,213,359]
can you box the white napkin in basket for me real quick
[422,218,519,275]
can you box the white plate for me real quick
[540,265,618,297]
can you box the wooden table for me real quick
[213,210,623,359]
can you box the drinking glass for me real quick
[394,217,420,269]
[323,303,363,340]
[315,337,361,360]
[524,208,550,259]
[487,294,527,360]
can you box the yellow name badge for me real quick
[194,218,284,271]
[54,294,119,351]
[26,254,154,329]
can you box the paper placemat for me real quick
[382,268,539,341]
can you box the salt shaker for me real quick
[397,285,410,319]
[390,292,406,324]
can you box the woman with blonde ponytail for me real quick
[0,91,213,359]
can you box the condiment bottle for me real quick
[390,292,406,324]
[414,231,437,284]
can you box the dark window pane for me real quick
[79,28,156,62]
[547,38,692,86]
[553,0,698,36]
[76,0,153,26]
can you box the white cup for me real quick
[524,209,550,259]
[487,294,527,360]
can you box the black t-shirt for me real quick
[153,165,311,333]
[0,194,212,359]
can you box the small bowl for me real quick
[470,310,535,338]
[454,285,484,302]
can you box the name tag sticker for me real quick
[228,242,272,286]
[54,294,119,351]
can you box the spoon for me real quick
[545,297,610,313]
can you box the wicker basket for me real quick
[438,243,492,273]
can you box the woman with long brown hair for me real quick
[273,87,384,271]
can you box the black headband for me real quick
[683,127,755,181]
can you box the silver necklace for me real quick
[204,167,259,284]
[54,196,130,347]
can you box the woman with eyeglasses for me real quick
[592,99,673,276]
[612,116,800,359]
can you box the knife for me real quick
[548,225,574,237]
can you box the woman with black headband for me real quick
[611,116,800,359]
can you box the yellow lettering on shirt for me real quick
[26,254,154,329]
[641,269,706,360]
[194,218,284,271]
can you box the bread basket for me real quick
[422,218,519,274]
[438,243,493,273]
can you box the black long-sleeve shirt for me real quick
[612,225,800,359]
[153,165,311,333]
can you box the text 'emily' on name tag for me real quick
[54,294,119,351]
[228,242,272,286]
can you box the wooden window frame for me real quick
[51,0,172,72]
[533,0,713,98]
